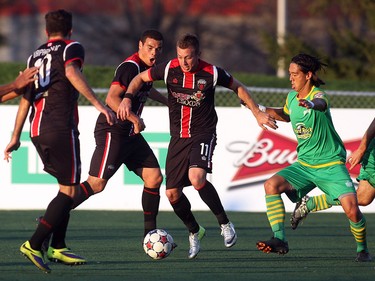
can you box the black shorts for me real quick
[89,131,159,180]
[31,130,81,186]
[166,133,217,189]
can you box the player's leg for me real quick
[189,167,237,248]
[126,135,163,237]
[340,194,372,262]
[189,133,237,248]
[257,163,313,255]
[165,137,204,259]
[318,164,371,262]
[357,180,375,206]
[290,193,341,229]
[136,167,163,236]
[256,174,290,254]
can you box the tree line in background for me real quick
[0,0,374,81]
[264,0,375,81]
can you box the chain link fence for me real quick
[88,87,375,108]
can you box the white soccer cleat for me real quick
[188,225,206,259]
[220,221,237,248]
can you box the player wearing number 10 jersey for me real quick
[4,9,115,273]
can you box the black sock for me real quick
[170,193,199,233]
[71,181,94,209]
[142,186,160,236]
[30,192,73,250]
[50,213,70,249]
[197,181,229,225]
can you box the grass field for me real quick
[0,211,374,281]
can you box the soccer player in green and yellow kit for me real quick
[255,53,371,262]
[290,118,375,237]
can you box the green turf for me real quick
[0,211,373,281]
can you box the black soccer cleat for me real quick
[256,237,289,255]
[355,251,372,262]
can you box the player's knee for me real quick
[264,178,280,194]
[166,188,180,203]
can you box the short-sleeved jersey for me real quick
[283,86,346,167]
[25,39,84,137]
[95,52,153,136]
[148,59,233,138]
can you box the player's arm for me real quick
[0,67,38,103]
[117,70,151,121]
[298,96,327,111]
[104,84,145,133]
[149,88,168,106]
[4,96,31,162]
[65,61,116,125]
[348,117,375,170]
[230,78,277,130]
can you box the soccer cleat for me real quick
[355,251,372,262]
[220,221,237,248]
[20,241,51,273]
[188,225,206,259]
[47,247,86,265]
[290,195,310,230]
[256,237,289,255]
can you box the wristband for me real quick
[124,93,133,101]
[307,100,315,109]
[258,104,266,112]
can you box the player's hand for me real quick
[347,148,365,170]
[256,111,278,130]
[117,98,132,121]
[14,67,39,89]
[133,117,146,134]
[298,99,314,109]
[101,107,116,126]
[4,140,21,163]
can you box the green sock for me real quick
[307,194,340,212]
[265,194,286,242]
[349,216,368,253]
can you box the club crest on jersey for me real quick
[294,122,312,139]
[197,79,207,91]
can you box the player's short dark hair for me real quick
[140,30,164,44]
[177,33,200,54]
[291,53,327,87]
[45,9,72,37]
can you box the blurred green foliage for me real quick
[1,62,374,108]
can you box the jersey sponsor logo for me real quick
[227,130,361,190]
[171,90,205,107]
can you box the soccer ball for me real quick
[143,229,174,260]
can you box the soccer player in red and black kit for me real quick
[69,30,168,238]
[4,10,115,273]
[118,33,277,259]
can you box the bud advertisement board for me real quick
[0,106,374,212]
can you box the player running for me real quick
[4,9,116,273]
[69,30,167,238]
[255,53,371,262]
[117,33,277,259]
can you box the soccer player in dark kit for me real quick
[4,9,115,273]
[117,33,277,259]
[70,30,168,239]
